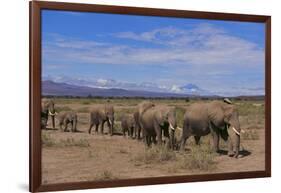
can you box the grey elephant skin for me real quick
[180,100,241,158]
[121,114,135,138]
[140,104,177,148]
[88,104,114,135]
[41,99,56,130]
[134,101,155,140]
[57,111,78,132]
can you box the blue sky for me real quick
[42,10,265,96]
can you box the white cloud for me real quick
[43,24,264,69]
[42,23,265,96]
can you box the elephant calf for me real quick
[121,114,135,138]
[57,111,78,132]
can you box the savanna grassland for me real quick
[41,98,265,184]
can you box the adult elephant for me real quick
[140,105,178,149]
[88,104,114,135]
[133,101,155,140]
[180,100,241,158]
[41,99,56,130]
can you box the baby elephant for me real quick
[57,111,78,132]
[121,114,135,138]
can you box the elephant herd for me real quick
[41,99,243,158]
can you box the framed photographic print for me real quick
[30,1,271,192]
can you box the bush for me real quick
[133,146,176,164]
[179,145,217,171]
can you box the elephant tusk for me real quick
[169,123,175,131]
[177,127,183,131]
[108,119,112,125]
[48,111,57,116]
[232,127,240,136]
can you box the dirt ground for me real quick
[41,99,265,185]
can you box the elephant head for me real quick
[41,99,56,129]
[208,101,241,158]
[104,104,114,135]
[154,106,178,149]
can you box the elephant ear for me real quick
[223,105,234,123]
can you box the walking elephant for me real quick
[133,101,155,140]
[41,99,56,130]
[88,104,114,135]
[180,100,241,158]
[121,114,135,138]
[140,105,178,149]
[57,111,78,132]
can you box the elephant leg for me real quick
[151,135,157,144]
[227,139,235,156]
[180,135,189,151]
[210,125,220,153]
[106,120,113,136]
[59,122,63,132]
[122,127,126,137]
[88,123,94,134]
[64,122,68,132]
[71,121,75,132]
[147,135,152,147]
[194,136,201,145]
[95,124,99,134]
[154,123,162,146]
[137,127,141,140]
[101,121,105,135]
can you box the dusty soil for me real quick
[41,99,265,185]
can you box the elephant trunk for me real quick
[233,131,240,158]
[168,121,176,149]
[51,115,55,129]
[109,118,114,136]
[73,118,77,132]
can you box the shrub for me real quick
[179,145,217,171]
[134,146,176,164]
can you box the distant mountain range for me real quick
[42,80,197,98]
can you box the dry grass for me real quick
[42,133,90,148]
[133,146,176,164]
[95,170,118,181]
[182,145,216,170]
[242,130,260,140]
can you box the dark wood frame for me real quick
[30,1,271,192]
